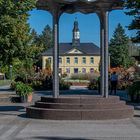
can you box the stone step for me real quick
[0,97,12,103]
[35,101,126,109]
[41,96,120,104]
[0,94,19,103]
[26,106,134,120]
[26,95,134,120]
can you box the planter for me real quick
[27,94,33,102]
[20,94,33,103]
[20,96,27,103]
[15,82,33,103]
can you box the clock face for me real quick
[74,31,80,39]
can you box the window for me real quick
[90,57,94,64]
[74,57,78,64]
[59,68,62,74]
[90,68,94,73]
[48,57,51,64]
[74,68,78,74]
[59,57,62,64]
[74,50,78,53]
[66,68,70,73]
[82,57,86,64]
[82,68,86,73]
[66,57,70,64]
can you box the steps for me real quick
[0,94,13,103]
[26,95,134,120]
[0,94,20,103]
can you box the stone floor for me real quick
[0,86,140,140]
[0,103,140,140]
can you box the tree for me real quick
[37,25,53,51]
[0,0,36,65]
[125,0,140,43]
[109,23,133,68]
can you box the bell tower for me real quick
[72,19,80,46]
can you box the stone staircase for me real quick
[0,94,13,103]
[26,95,134,120]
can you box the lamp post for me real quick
[9,65,13,81]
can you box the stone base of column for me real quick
[26,95,134,120]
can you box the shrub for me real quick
[71,73,99,81]
[117,80,133,90]
[42,75,53,90]
[10,81,16,90]
[63,79,89,86]
[15,82,33,97]
[88,79,98,90]
[128,80,140,102]
[31,80,43,90]
[59,80,71,90]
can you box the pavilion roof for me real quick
[36,0,123,14]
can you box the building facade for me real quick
[42,20,100,76]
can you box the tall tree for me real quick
[109,23,133,68]
[0,0,36,65]
[125,0,140,43]
[37,25,53,51]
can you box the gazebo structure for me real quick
[36,0,123,98]
[26,0,134,120]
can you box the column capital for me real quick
[49,2,62,23]
[96,11,109,28]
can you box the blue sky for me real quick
[28,9,133,46]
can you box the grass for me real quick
[0,80,11,86]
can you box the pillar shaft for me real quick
[99,11,109,98]
[104,12,109,98]
[52,13,60,98]
[100,22,105,97]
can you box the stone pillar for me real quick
[52,11,60,98]
[104,11,109,98]
[100,16,105,97]
[98,11,109,98]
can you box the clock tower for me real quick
[72,19,80,46]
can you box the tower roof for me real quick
[73,20,79,32]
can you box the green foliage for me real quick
[12,58,35,82]
[0,0,36,65]
[0,80,11,86]
[30,29,44,59]
[31,80,43,90]
[125,0,140,43]
[15,82,33,97]
[117,80,133,90]
[88,79,98,90]
[59,79,71,90]
[128,80,140,102]
[71,73,99,81]
[109,23,133,68]
[32,25,53,52]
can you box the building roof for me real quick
[42,42,100,56]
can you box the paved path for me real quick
[0,86,140,140]
[0,104,140,140]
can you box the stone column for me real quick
[52,11,60,98]
[104,11,109,98]
[100,15,105,97]
[98,11,109,98]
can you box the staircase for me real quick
[26,95,134,120]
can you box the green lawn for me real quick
[0,80,11,86]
